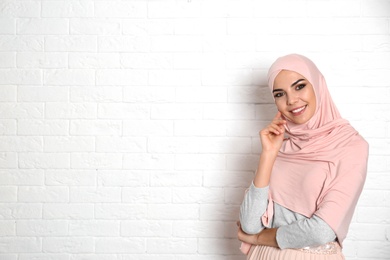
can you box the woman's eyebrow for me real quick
[291,79,305,87]
[273,79,306,93]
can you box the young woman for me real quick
[237,54,368,259]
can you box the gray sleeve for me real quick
[276,214,337,249]
[239,182,269,234]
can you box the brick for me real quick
[149,70,200,86]
[198,238,240,254]
[43,203,94,220]
[18,86,69,102]
[17,18,68,35]
[96,136,146,153]
[123,154,174,170]
[69,220,119,236]
[150,171,202,187]
[122,18,174,35]
[0,238,41,253]
[0,203,42,219]
[95,1,147,18]
[96,69,147,86]
[0,220,15,235]
[69,53,120,69]
[44,69,95,86]
[18,187,69,203]
[203,171,253,188]
[71,255,116,260]
[45,103,97,119]
[174,154,226,170]
[95,204,146,220]
[202,104,255,120]
[172,220,224,238]
[150,36,202,52]
[19,254,68,260]
[0,170,44,185]
[0,103,43,119]
[0,52,15,68]
[0,120,16,135]
[0,86,16,102]
[70,120,121,136]
[0,36,43,51]
[151,104,202,120]
[0,152,18,169]
[148,204,199,220]
[173,120,226,136]
[70,18,121,35]
[121,220,172,237]
[123,86,175,103]
[147,238,197,254]
[97,170,148,187]
[123,120,173,136]
[200,204,239,221]
[18,120,69,136]
[362,0,390,16]
[226,154,258,171]
[16,220,68,236]
[122,187,171,203]
[0,1,40,17]
[121,53,173,69]
[70,86,122,102]
[43,237,94,253]
[95,238,145,253]
[70,187,121,203]
[17,52,67,69]
[45,170,97,186]
[71,153,122,170]
[0,69,41,85]
[172,187,224,204]
[98,36,149,52]
[0,136,42,152]
[42,1,94,17]
[357,207,390,224]
[98,103,149,119]
[19,153,70,169]
[174,18,226,35]
[175,87,227,103]
[45,36,97,52]
[0,187,17,202]
[44,136,95,152]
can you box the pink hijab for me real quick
[266,54,368,246]
[241,54,368,253]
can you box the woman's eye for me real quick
[274,92,284,98]
[296,84,306,90]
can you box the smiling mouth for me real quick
[290,105,306,115]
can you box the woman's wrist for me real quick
[253,152,278,188]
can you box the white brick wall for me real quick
[0,0,389,259]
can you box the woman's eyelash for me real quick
[274,92,284,98]
[296,84,306,90]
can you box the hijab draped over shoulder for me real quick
[264,54,368,246]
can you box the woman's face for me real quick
[272,70,316,125]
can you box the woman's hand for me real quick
[259,111,286,154]
[237,221,279,248]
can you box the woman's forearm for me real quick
[253,151,278,188]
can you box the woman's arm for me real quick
[238,222,279,248]
[239,112,286,234]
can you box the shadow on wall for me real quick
[214,65,276,258]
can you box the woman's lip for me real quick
[290,105,307,116]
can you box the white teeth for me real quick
[292,106,305,113]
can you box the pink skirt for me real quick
[247,242,345,260]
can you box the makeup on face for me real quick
[272,70,316,125]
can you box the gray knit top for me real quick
[240,182,337,249]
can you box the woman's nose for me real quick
[287,95,299,105]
